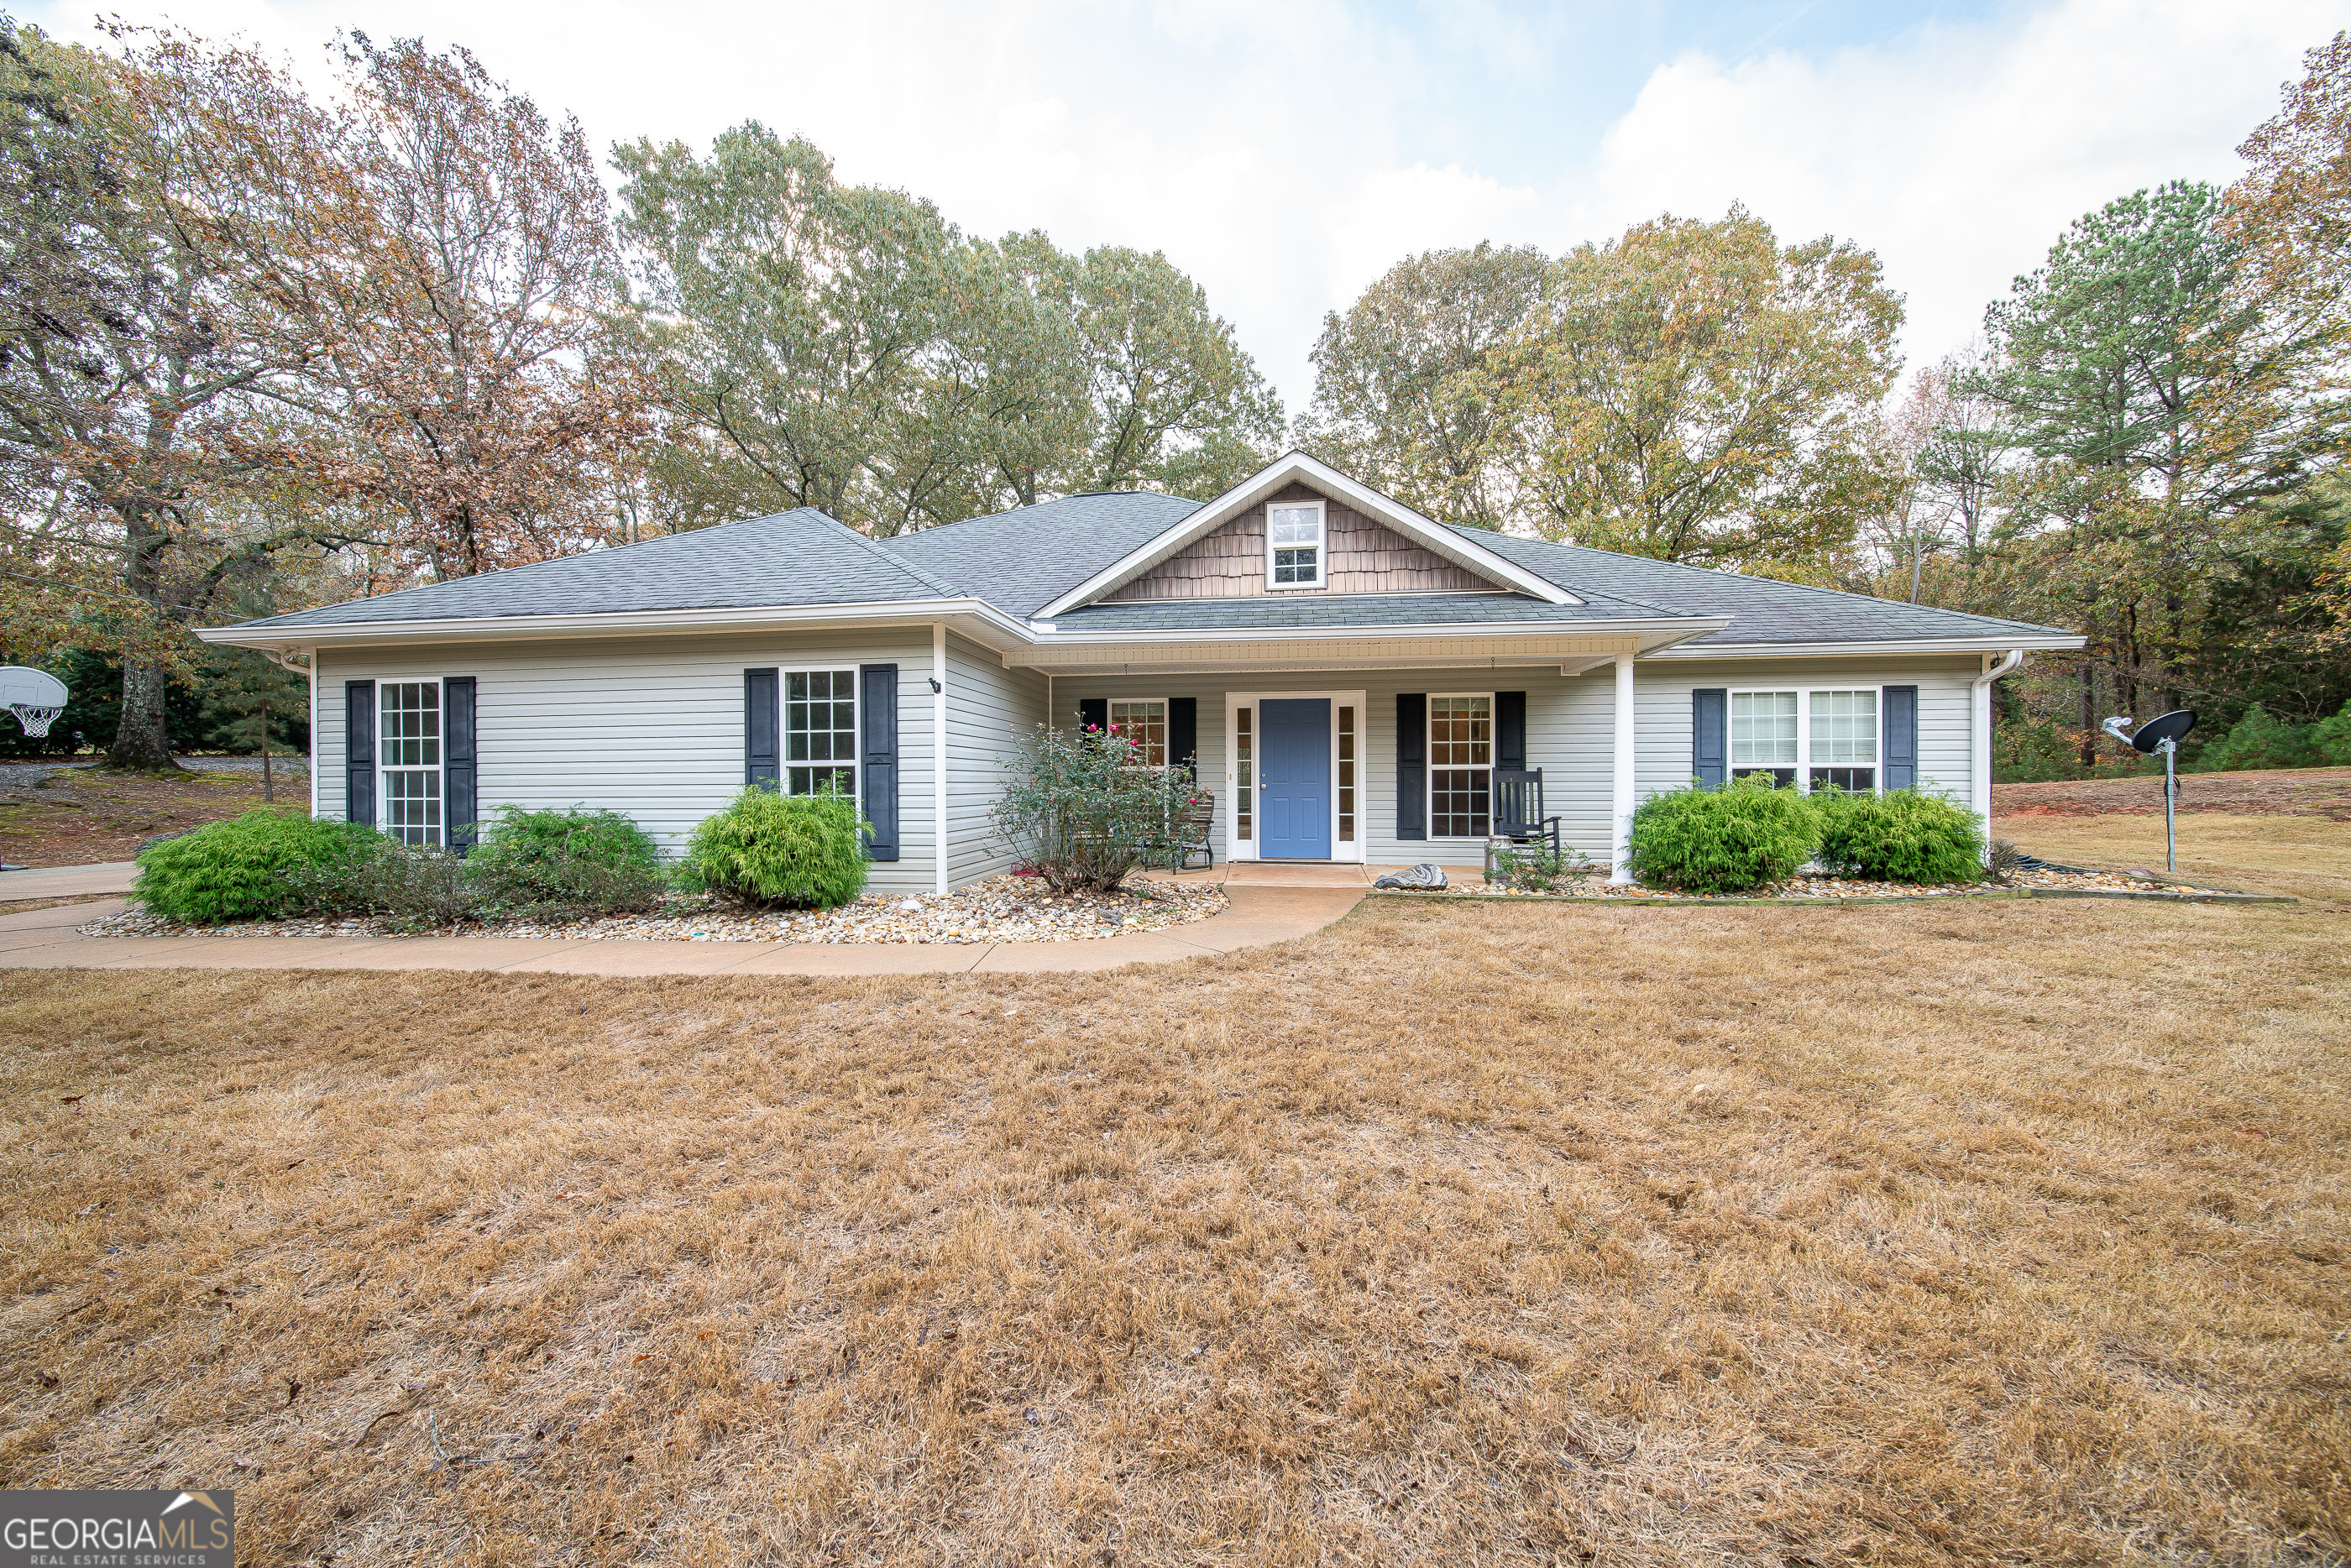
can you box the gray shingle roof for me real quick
[233,508,953,630]
[1045,592,1671,632]
[1450,528,2070,645]
[221,480,2071,651]
[873,491,1203,617]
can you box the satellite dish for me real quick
[2129,709,2195,754]
[0,666,68,738]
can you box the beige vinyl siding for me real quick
[313,630,941,894]
[945,631,1048,886]
[1054,666,1617,867]
[1633,656,1981,804]
[1105,482,1496,601]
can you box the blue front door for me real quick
[1258,698,1332,859]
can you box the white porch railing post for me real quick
[1610,651,1636,885]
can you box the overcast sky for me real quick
[23,0,2339,416]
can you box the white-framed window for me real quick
[1730,690,1798,786]
[1107,698,1169,767]
[1429,692,1492,838]
[784,669,858,799]
[1731,687,1881,792]
[1266,499,1325,588]
[380,679,442,847]
[1233,705,1252,842]
[1809,689,1879,792]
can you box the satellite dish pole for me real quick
[2103,710,2196,874]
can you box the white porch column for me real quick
[1610,651,1636,885]
[933,624,950,895]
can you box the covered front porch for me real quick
[1025,626,1707,884]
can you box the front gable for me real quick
[1036,452,1579,617]
[1104,483,1499,601]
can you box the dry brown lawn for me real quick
[1995,766,2351,820]
[3,880,2348,1563]
[1996,809,2351,907]
[0,763,305,865]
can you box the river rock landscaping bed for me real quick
[81,872,1228,945]
[1404,865,2259,902]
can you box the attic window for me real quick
[1266,501,1325,588]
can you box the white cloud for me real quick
[1580,0,2338,372]
[24,0,2339,414]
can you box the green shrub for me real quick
[2186,700,2351,773]
[471,803,665,917]
[133,810,381,923]
[678,787,868,908]
[332,843,490,931]
[989,722,1200,894]
[1812,788,1985,884]
[2191,703,2325,772]
[2312,700,2351,766]
[1625,775,1818,894]
[1484,839,1596,891]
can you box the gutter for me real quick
[1645,634,2084,659]
[191,596,1037,653]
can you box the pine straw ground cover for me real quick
[1,895,2346,1566]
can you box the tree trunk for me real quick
[108,661,176,771]
[259,693,275,804]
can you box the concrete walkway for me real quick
[0,861,138,898]
[0,883,1367,978]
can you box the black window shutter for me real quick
[1168,697,1197,773]
[444,677,478,854]
[1882,685,1919,791]
[1693,688,1727,787]
[1495,691,1526,771]
[1396,693,1427,841]
[744,668,778,791]
[344,680,375,827]
[1078,697,1107,732]
[861,663,899,862]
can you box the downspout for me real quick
[934,624,950,896]
[257,645,317,818]
[1971,648,2026,852]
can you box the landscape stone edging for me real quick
[1366,886,2296,908]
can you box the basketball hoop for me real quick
[0,667,70,740]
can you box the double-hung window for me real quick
[1730,691,1798,787]
[1107,698,1168,766]
[1731,688,1880,792]
[380,680,442,847]
[1809,690,1878,792]
[1429,693,1492,837]
[784,670,857,800]
[1266,501,1325,588]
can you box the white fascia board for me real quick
[1644,634,2086,659]
[1003,617,1729,674]
[1033,452,1579,617]
[1017,614,1723,648]
[192,598,1034,653]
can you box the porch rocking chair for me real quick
[1490,768,1563,864]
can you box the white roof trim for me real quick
[1034,452,1579,617]
[1644,634,2086,658]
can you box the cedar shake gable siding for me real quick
[1104,483,1500,602]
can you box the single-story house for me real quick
[202,452,2085,889]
